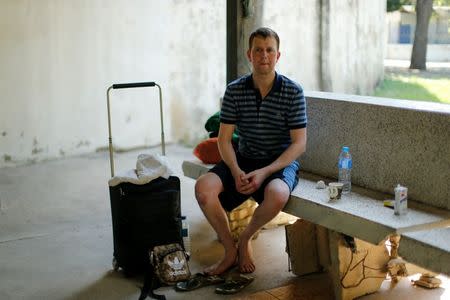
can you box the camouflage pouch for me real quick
[150,243,191,285]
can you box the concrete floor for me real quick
[0,144,448,299]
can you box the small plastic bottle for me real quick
[181,216,191,256]
[394,184,408,215]
[338,146,352,193]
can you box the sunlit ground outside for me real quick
[373,60,450,105]
[374,73,450,104]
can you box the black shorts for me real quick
[208,152,300,212]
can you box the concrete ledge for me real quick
[182,159,212,180]
[182,158,450,275]
[182,159,449,242]
[302,92,450,210]
[399,228,450,275]
[285,172,450,245]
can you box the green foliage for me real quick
[387,0,412,12]
[434,0,450,6]
[388,0,450,12]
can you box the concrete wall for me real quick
[326,0,385,94]
[301,91,450,210]
[386,44,450,62]
[387,9,450,44]
[1,0,386,168]
[0,0,225,167]
[262,0,322,91]
[237,0,385,94]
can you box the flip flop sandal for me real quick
[214,274,254,295]
[174,273,225,292]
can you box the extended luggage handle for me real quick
[107,81,165,177]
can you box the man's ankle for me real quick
[223,242,237,252]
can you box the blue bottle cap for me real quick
[342,146,349,152]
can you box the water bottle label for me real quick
[339,159,352,169]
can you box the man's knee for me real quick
[265,179,290,208]
[195,173,222,206]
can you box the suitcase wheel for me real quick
[112,257,119,271]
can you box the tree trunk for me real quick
[410,0,433,70]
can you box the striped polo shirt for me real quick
[220,72,307,159]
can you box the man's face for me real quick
[247,36,280,76]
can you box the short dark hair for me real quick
[248,27,280,50]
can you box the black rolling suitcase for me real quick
[107,82,182,277]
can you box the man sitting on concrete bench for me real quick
[195,27,307,275]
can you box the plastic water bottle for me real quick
[181,216,191,256]
[338,146,352,193]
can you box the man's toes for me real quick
[239,264,254,274]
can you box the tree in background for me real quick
[387,0,448,70]
[410,0,433,69]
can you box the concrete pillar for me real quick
[319,0,332,91]
[227,0,263,82]
[328,231,389,300]
[286,220,389,300]
[226,0,238,84]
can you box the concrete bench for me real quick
[285,172,450,246]
[182,158,449,299]
[183,159,449,260]
[399,227,450,276]
[183,92,450,299]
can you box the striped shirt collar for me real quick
[245,72,282,93]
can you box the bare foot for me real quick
[238,239,255,273]
[204,246,238,275]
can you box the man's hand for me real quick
[237,168,269,195]
[232,169,249,193]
